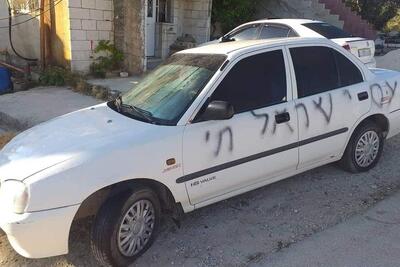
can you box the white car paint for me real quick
[203,19,376,68]
[1,38,399,259]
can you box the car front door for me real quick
[288,45,371,169]
[180,48,299,206]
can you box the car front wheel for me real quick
[340,122,384,173]
[91,187,161,267]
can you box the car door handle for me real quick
[358,91,369,101]
[275,112,290,124]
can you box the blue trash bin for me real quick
[0,67,12,94]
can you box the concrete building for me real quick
[0,0,375,74]
[1,0,212,74]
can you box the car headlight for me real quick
[0,180,29,214]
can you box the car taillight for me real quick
[342,44,351,51]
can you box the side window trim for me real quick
[262,23,300,38]
[286,43,366,100]
[226,23,261,39]
[189,46,292,123]
[332,49,365,87]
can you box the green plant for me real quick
[39,67,66,86]
[212,0,260,34]
[345,0,400,30]
[385,10,400,32]
[39,66,80,86]
[90,40,124,78]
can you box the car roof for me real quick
[179,37,330,56]
[244,18,323,26]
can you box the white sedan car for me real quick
[1,38,400,266]
[204,19,376,68]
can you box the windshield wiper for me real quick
[114,96,155,123]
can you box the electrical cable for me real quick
[5,0,38,61]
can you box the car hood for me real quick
[0,103,153,182]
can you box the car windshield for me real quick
[303,22,353,39]
[111,53,227,125]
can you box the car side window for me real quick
[333,50,364,87]
[230,25,260,41]
[210,50,287,113]
[287,29,298,37]
[259,25,291,39]
[290,46,339,98]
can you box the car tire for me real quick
[91,186,161,267]
[340,122,384,173]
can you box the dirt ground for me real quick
[1,134,400,267]
[0,132,15,149]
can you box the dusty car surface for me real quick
[1,37,400,266]
[203,19,376,68]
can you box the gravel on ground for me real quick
[376,49,400,71]
[1,134,400,267]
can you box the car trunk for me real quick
[333,37,375,65]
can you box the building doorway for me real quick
[145,0,156,57]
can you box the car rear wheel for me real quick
[91,187,161,267]
[340,122,384,173]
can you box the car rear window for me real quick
[302,22,353,39]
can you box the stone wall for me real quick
[181,0,212,44]
[114,0,145,74]
[68,0,114,72]
[256,0,344,29]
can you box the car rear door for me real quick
[287,44,372,169]
[180,48,299,206]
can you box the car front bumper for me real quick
[0,204,79,258]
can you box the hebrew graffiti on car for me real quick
[313,93,333,124]
[343,89,352,101]
[204,80,400,157]
[273,109,294,134]
[370,81,398,107]
[295,103,309,128]
[370,83,384,107]
[386,81,397,103]
[215,127,233,157]
[250,111,269,135]
[205,130,210,142]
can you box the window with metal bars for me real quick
[157,0,173,23]
[11,0,40,14]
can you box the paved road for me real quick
[0,87,100,130]
[1,134,400,266]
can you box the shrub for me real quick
[39,66,81,87]
[212,0,261,34]
[90,40,124,78]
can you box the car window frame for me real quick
[260,23,300,39]
[186,46,293,124]
[225,23,262,40]
[284,43,366,100]
[332,49,364,88]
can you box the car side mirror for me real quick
[199,101,234,121]
[221,35,235,43]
